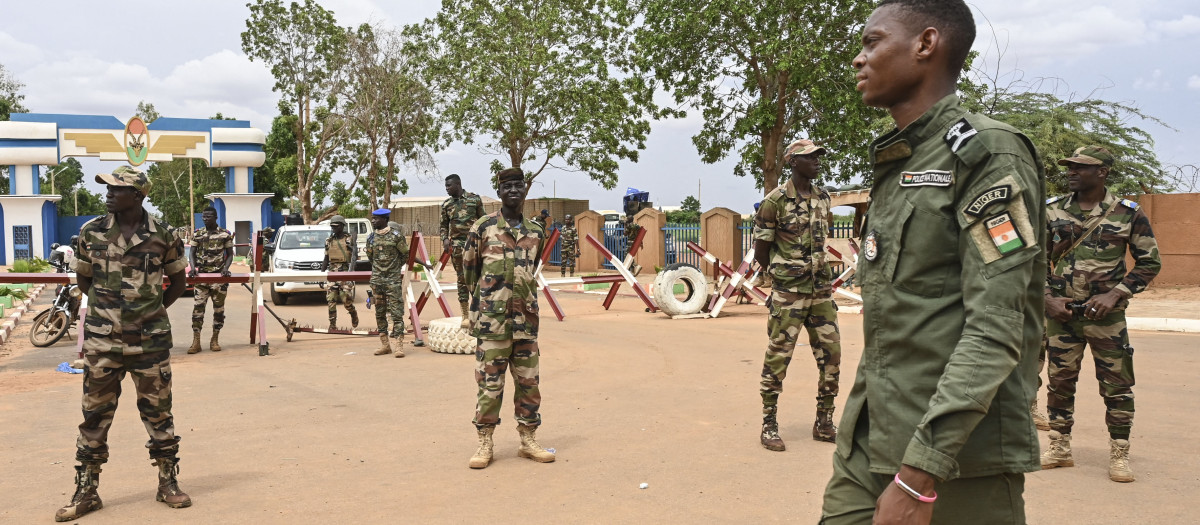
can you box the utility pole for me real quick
[188,159,195,232]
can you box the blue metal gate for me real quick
[664,223,700,267]
[601,223,626,269]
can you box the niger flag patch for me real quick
[985,212,1024,255]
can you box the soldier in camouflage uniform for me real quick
[752,139,842,451]
[1041,146,1161,483]
[367,209,411,357]
[463,167,555,469]
[533,209,550,231]
[57,166,191,521]
[440,173,485,319]
[322,215,360,331]
[187,206,233,354]
[560,214,578,277]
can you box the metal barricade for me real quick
[664,222,701,267]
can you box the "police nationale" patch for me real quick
[964,185,1012,217]
[899,170,953,187]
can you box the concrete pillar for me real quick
[633,208,666,271]
[700,207,741,275]
[575,210,603,272]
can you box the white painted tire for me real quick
[653,264,708,316]
[427,317,476,355]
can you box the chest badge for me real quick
[899,170,953,187]
[863,230,879,262]
[986,212,1025,255]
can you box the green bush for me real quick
[8,257,51,273]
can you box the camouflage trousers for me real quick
[473,338,541,429]
[326,281,357,324]
[451,243,469,304]
[761,291,841,416]
[1045,310,1135,436]
[191,283,228,332]
[560,253,576,275]
[371,281,405,338]
[76,351,179,464]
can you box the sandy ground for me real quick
[1,271,1199,524]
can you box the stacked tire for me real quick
[427,317,476,354]
[653,263,709,316]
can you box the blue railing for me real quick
[737,220,856,275]
[664,223,701,267]
[547,223,563,265]
[601,223,626,269]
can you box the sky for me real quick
[3,0,1198,215]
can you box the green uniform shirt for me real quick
[753,178,833,295]
[463,212,546,340]
[842,95,1045,482]
[75,210,187,356]
[1046,190,1160,303]
[366,227,409,285]
[190,226,233,272]
[440,191,485,247]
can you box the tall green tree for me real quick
[961,57,1173,196]
[0,63,26,121]
[39,158,106,216]
[338,24,439,213]
[408,0,663,188]
[633,0,878,195]
[242,0,349,222]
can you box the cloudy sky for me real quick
[3,0,1197,214]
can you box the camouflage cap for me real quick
[784,139,827,159]
[329,214,346,225]
[1058,145,1115,167]
[496,167,525,184]
[95,165,150,194]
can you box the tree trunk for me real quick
[762,130,781,195]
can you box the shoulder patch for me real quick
[1046,195,1066,205]
[944,118,978,153]
[965,185,1012,217]
[1119,198,1140,210]
[985,212,1025,255]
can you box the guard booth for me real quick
[0,114,268,264]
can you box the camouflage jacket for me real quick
[190,226,233,272]
[366,227,410,285]
[463,212,546,340]
[752,178,833,295]
[560,225,579,255]
[324,232,357,265]
[1046,189,1160,303]
[533,216,548,231]
[440,191,485,246]
[75,210,187,356]
[624,215,641,243]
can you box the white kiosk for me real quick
[0,114,269,263]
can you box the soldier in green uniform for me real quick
[367,209,418,357]
[463,167,555,469]
[187,206,233,354]
[820,1,1044,523]
[560,214,578,277]
[440,173,486,319]
[57,166,191,521]
[533,209,550,231]
[1040,146,1161,483]
[322,215,360,331]
[754,138,842,451]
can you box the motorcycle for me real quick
[28,258,82,347]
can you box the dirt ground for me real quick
[1,272,1198,524]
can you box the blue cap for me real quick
[372,208,391,216]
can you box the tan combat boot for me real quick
[1041,430,1074,469]
[469,426,495,469]
[187,332,202,354]
[374,333,392,355]
[153,458,191,509]
[517,424,556,463]
[1031,400,1050,431]
[392,338,406,358]
[761,415,785,451]
[813,407,838,443]
[209,329,221,352]
[350,309,359,328]
[55,463,103,522]
[460,301,470,330]
[1109,438,1134,482]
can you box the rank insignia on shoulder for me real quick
[985,212,1025,255]
[965,185,1012,217]
[863,230,880,261]
[944,118,978,153]
[1046,195,1065,205]
[900,170,953,187]
[1120,198,1140,210]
